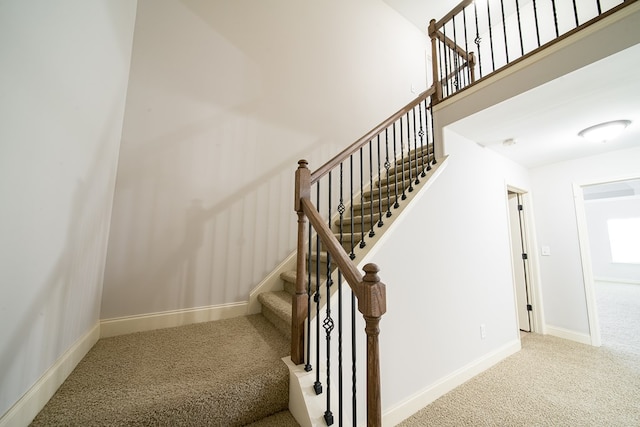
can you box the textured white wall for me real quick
[0,0,137,418]
[531,147,640,335]
[101,0,430,319]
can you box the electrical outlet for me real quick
[480,324,487,339]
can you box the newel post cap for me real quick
[358,263,387,318]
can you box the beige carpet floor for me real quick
[30,314,298,426]
[400,281,640,426]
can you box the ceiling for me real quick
[384,0,640,170]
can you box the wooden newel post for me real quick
[428,19,442,103]
[292,160,311,365]
[358,263,387,427]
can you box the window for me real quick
[608,218,640,264]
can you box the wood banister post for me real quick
[358,263,387,427]
[292,160,310,365]
[428,19,442,103]
[469,51,476,82]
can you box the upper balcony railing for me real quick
[429,0,634,102]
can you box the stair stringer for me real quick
[287,156,449,427]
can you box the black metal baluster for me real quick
[572,0,579,27]
[462,6,471,85]
[384,128,392,218]
[418,101,428,176]
[324,173,334,425]
[515,0,525,56]
[406,112,414,192]
[305,217,313,373]
[532,0,541,47]
[442,23,450,96]
[500,0,509,64]
[429,104,437,165]
[337,165,345,425]
[473,0,483,78]
[349,155,355,260]
[486,0,496,72]
[368,141,375,238]
[359,148,366,248]
[314,184,322,396]
[376,135,384,227]
[452,14,460,91]
[392,122,400,208]
[399,116,407,200]
[551,0,559,38]
[596,0,602,15]
[412,107,420,185]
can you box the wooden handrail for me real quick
[433,0,474,31]
[310,86,435,184]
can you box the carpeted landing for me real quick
[30,314,300,426]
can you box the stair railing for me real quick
[292,87,436,426]
[430,0,633,101]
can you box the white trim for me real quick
[100,302,248,338]
[247,251,296,314]
[573,183,602,347]
[545,325,592,345]
[382,339,521,426]
[595,277,640,285]
[0,323,100,427]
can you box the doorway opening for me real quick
[575,177,640,352]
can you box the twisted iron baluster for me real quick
[462,6,471,86]
[473,0,483,78]
[551,0,559,38]
[418,101,427,176]
[305,211,313,373]
[429,103,437,166]
[323,173,334,425]
[313,183,322,395]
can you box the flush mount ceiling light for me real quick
[578,120,631,143]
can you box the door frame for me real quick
[573,173,640,347]
[506,184,545,334]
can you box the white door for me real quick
[508,192,531,332]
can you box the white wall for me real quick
[0,0,137,420]
[101,0,430,319]
[366,129,531,417]
[585,196,640,283]
[530,147,640,336]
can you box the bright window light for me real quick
[608,218,640,264]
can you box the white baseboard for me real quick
[0,323,100,427]
[545,325,592,345]
[382,338,521,426]
[100,301,248,338]
[248,251,296,315]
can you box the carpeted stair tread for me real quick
[244,410,300,426]
[259,290,293,339]
[31,315,290,426]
